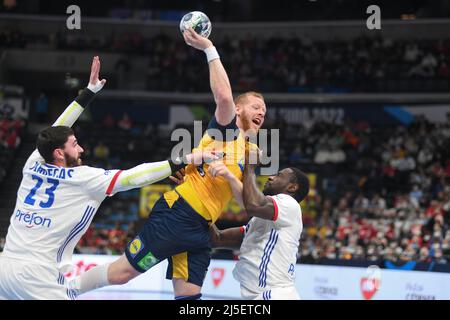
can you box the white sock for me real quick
[69,263,111,295]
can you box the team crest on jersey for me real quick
[129,236,144,258]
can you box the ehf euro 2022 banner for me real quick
[88,101,450,128]
[168,104,450,128]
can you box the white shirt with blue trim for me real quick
[233,193,303,294]
[2,150,120,273]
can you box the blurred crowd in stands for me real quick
[283,113,450,264]
[0,117,25,182]
[1,20,450,265]
[0,111,441,266]
[2,26,450,92]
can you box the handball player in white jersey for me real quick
[0,57,213,300]
[211,147,310,300]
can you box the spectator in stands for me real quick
[419,247,431,263]
[66,111,450,265]
[3,129,20,149]
[93,141,110,161]
[118,113,132,131]
[369,194,386,217]
[2,26,450,93]
[353,193,370,215]
[102,114,116,128]
[35,92,48,123]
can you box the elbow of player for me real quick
[243,202,259,214]
[209,229,221,247]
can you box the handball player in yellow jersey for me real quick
[70,27,266,300]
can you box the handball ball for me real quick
[179,11,212,38]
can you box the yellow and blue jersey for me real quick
[125,115,259,288]
[167,116,258,224]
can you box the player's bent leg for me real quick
[173,278,202,299]
[108,254,142,285]
[69,254,141,296]
[69,261,111,296]
[168,250,210,300]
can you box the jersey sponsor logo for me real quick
[29,162,74,179]
[129,236,144,258]
[288,264,295,276]
[14,209,52,228]
[137,251,159,271]
[211,268,225,287]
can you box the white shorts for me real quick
[240,284,300,300]
[0,256,75,300]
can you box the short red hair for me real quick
[234,91,265,106]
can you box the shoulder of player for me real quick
[270,193,295,202]
[270,193,301,211]
[71,165,111,176]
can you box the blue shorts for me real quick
[125,192,211,287]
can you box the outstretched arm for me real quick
[53,56,106,127]
[183,27,235,126]
[109,150,219,194]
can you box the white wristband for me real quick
[87,81,104,94]
[204,46,220,63]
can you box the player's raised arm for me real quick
[52,56,106,128]
[208,161,244,208]
[26,57,106,164]
[183,27,235,125]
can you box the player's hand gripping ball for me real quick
[180,11,212,38]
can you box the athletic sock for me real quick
[68,263,111,295]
